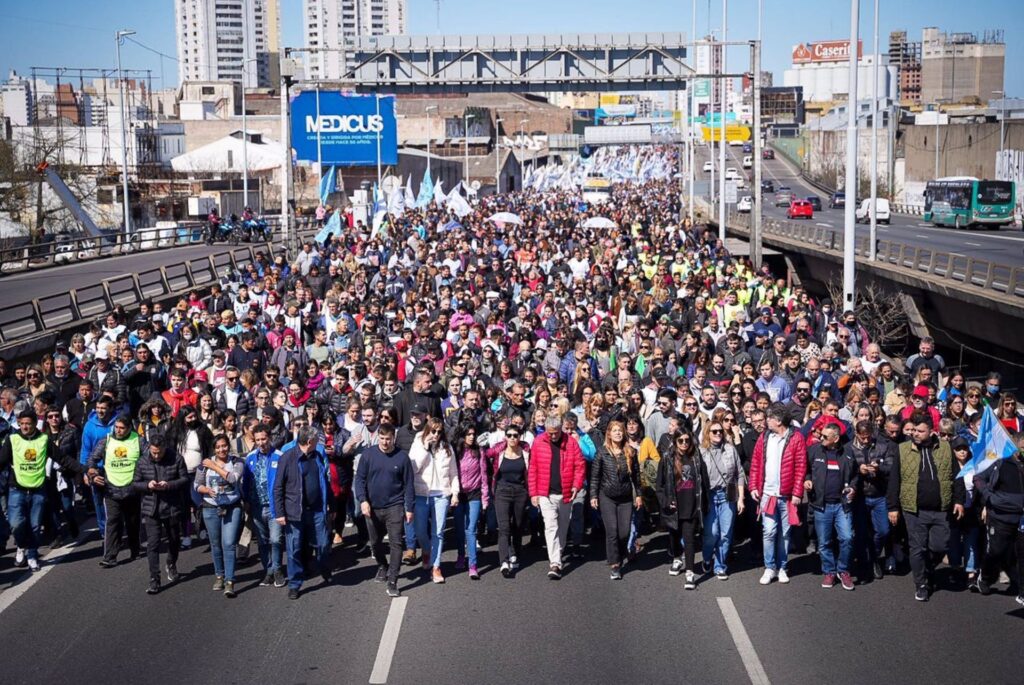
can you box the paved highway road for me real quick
[0,525,1021,684]
[692,144,1024,268]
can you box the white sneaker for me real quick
[15,548,26,566]
[509,555,519,570]
[27,557,40,572]
[182,536,193,548]
[684,570,696,590]
[759,568,777,585]
[199,529,209,541]
[778,569,791,584]
[669,558,684,576]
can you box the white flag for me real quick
[447,189,473,218]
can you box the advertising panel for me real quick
[791,40,864,64]
[291,92,398,166]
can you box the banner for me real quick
[291,92,398,166]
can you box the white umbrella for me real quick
[487,212,524,226]
[583,217,617,229]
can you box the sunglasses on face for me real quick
[710,429,723,435]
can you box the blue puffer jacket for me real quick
[79,410,117,466]
[242,447,283,517]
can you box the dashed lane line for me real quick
[717,597,771,685]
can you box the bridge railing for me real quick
[0,216,316,276]
[0,243,278,352]
[726,211,1024,300]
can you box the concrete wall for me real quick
[903,120,1023,183]
[803,127,891,193]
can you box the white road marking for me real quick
[369,596,409,684]
[815,222,832,228]
[964,241,981,247]
[718,597,771,685]
[915,234,929,239]
[0,526,97,617]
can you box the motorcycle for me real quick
[243,217,270,242]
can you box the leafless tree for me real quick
[825,277,909,350]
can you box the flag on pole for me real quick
[405,174,415,207]
[315,209,342,244]
[319,165,336,206]
[433,178,447,206]
[416,167,434,208]
[447,189,473,218]
[961,405,1019,484]
[387,177,406,215]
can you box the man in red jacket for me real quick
[159,368,198,417]
[749,403,808,585]
[529,415,586,579]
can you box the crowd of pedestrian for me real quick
[1,175,1022,606]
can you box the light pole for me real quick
[494,116,503,195]
[993,90,1006,155]
[376,93,383,190]
[688,0,696,224]
[464,112,476,190]
[240,57,259,213]
[718,0,728,242]
[425,105,438,179]
[842,0,860,310]
[115,29,135,238]
[869,0,879,261]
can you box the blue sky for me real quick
[1,0,1021,95]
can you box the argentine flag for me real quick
[962,405,1019,484]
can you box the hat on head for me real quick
[912,385,930,399]
[760,307,772,315]
[950,436,970,451]
[95,347,110,361]
[410,400,429,415]
[192,370,209,384]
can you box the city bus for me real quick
[922,177,1016,229]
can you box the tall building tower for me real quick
[920,27,1005,104]
[303,0,408,81]
[175,0,278,88]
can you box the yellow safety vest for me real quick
[11,433,48,489]
[104,433,141,488]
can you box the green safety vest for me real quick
[11,433,48,489]
[104,433,141,487]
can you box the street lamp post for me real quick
[495,116,503,195]
[240,57,259,213]
[426,105,438,179]
[842,0,860,310]
[464,112,476,190]
[869,0,879,261]
[993,90,1006,155]
[115,29,135,238]
[718,0,728,241]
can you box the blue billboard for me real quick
[291,92,398,166]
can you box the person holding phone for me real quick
[805,423,859,591]
[132,433,189,595]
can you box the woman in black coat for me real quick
[132,433,189,594]
[656,429,709,590]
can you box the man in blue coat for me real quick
[273,426,332,599]
[79,396,117,537]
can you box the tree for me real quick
[825,277,909,351]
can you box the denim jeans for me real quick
[813,502,854,574]
[91,484,107,537]
[948,522,980,573]
[250,504,284,574]
[761,497,791,571]
[702,488,737,574]
[415,494,450,568]
[453,498,482,566]
[854,495,891,565]
[284,509,330,590]
[202,504,242,581]
[7,486,47,558]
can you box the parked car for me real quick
[737,195,753,213]
[703,160,713,173]
[855,198,891,224]
[762,148,775,160]
[829,191,846,209]
[742,155,753,169]
[774,192,794,208]
[761,180,775,193]
[788,199,814,219]
[806,195,822,211]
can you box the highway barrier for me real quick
[0,216,315,276]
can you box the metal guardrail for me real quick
[0,243,269,352]
[726,211,1024,300]
[0,216,314,276]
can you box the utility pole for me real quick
[464,112,476,189]
[752,37,763,269]
[115,29,135,239]
[718,0,728,241]
[869,0,879,260]
[495,116,503,194]
[279,50,295,256]
[688,0,696,224]
[842,0,860,310]
[242,56,259,212]
[426,105,438,179]
[376,93,383,190]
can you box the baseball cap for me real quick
[410,400,429,415]
[95,348,110,361]
[912,385,930,399]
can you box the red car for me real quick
[787,199,813,219]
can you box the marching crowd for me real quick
[1,177,1023,607]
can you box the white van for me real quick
[855,198,891,224]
